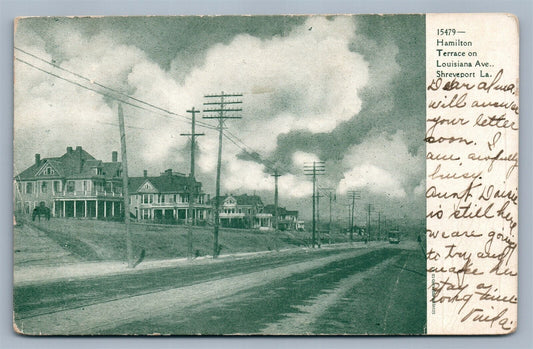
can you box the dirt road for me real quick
[14,243,425,335]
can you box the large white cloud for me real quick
[338,164,406,198]
[338,132,424,198]
[14,16,371,198]
[291,151,321,169]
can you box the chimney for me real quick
[67,146,73,153]
[112,151,118,162]
[79,148,83,173]
[35,154,40,166]
[143,170,147,178]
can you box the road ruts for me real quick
[16,246,383,335]
[104,248,421,335]
[14,246,358,320]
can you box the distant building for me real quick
[211,194,272,230]
[128,169,210,224]
[264,205,299,231]
[14,146,124,219]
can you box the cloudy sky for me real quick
[14,15,425,223]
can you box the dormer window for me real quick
[45,167,54,175]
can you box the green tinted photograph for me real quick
[13,15,426,335]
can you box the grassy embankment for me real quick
[16,217,354,264]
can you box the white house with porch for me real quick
[14,146,124,220]
[213,194,272,230]
[128,169,210,224]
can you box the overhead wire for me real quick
[14,48,217,131]
[16,48,297,178]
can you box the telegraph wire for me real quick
[16,50,293,178]
[14,50,217,131]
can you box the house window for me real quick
[83,181,90,191]
[41,181,48,193]
[66,181,75,193]
[142,209,150,219]
[161,195,165,203]
[26,182,33,194]
[45,167,54,175]
[53,181,61,193]
[142,194,154,204]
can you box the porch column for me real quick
[52,201,56,218]
[84,200,87,218]
[95,200,98,219]
[111,201,115,217]
[74,200,77,218]
[63,201,66,218]
[104,201,107,218]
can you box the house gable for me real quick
[223,196,237,207]
[137,180,158,193]
[35,161,62,177]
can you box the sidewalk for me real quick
[13,241,366,286]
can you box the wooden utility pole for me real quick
[203,92,242,258]
[304,161,325,248]
[367,203,373,241]
[348,190,361,242]
[383,215,387,241]
[319,189,334,245]
[329,192,333,244]
[181,107,204,259]
[271,170,281,231]
[316,191,322,248]
[118,104,133,268]
[347,204,352,236]
[378,211,381,242]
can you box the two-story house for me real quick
[264,205,299,231]
[128,169,210,224]
[14,146,124,219]
[211,194,272,230]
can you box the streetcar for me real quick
[388,230,400,244]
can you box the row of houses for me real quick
[14,146,303,230]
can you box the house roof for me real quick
[264,205,298,217]
[15,147,121,181]
[128,172,201,193]
[211,194,263,206]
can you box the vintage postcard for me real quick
[12,14,518,335]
